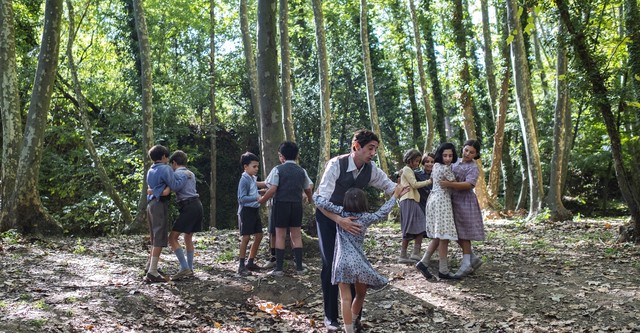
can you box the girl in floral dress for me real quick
[321,185,405,333]
[415,142,459,280]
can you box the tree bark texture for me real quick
[360,0,388,174]
[311,0,331,179]
[546,19,572,222]
[421,0,446,145]
[487,5,511,211]
[480,0,497,120]
[408,0,434,152]
[507,0,545,219]
[0,0,22,226]
[130,0,154,232]
[257,0,284,173]
[452,0,489,210]
[502,131,516,211]
[280,0,295,142]
[4,0,63,234]
[556,0,640,239]
[240,0,262,153]
[209,0,217,228]
[65,0,134,228]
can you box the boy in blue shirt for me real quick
[236,152,266,276]
[145,145,186,283]
[167,150,203,281]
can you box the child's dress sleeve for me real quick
[402,166,430,189]
[361,197,398,228]
[313,195,344,215]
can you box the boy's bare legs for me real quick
[169,231,189,271]
[248,232,263,263]
[290,227,304,271]
[274,227,287,273]
[238,234,251,274]
[184,233,194,270]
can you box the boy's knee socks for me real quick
[187,250,194,270]
[174,248,189,271]
[293,248,303,270]
[275,249,285,271]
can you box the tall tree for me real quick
[487,2,511,211]
[546,19,572,221]
[451,0,489,210]
[421,0,446,144]
[65,0,134,227]
[311,0,332,178]
[240,0,262,151]
[507,0,544,219]
[408,0,434,152]
[480,0,498,120]
[130,0,155,232]
[257,0,284,172]
[556,0,640,240]
[0,0,22,224]
[209,0,217,228]
[3,0,63,233]
[280,0,295,141]
[360,0,389,174]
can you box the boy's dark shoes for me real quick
[245,262,262,271]
[144,272,167,283]
[238,267,252,276]
[438,272,460,280]
[415,261,433,280]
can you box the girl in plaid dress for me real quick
[441,139,485,278]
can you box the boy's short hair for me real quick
[240,152,260,167]
[422,152,435,165]
[149,145,170,162]
[169,150,188,166]
[278,141,299,161]
[352,129,379,151]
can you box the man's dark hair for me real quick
[352,129,379,151]
[279,141,299,160]
[240,152,260,167]
[148,145,170,162]
[169,150,188,166]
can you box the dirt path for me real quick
[0,218,638,332]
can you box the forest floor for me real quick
[0,216,639,333]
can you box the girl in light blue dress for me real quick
[320,185,404,333]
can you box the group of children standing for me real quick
[399,140,485,280]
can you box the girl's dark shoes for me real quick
[415,261,433,280]
[438,271,460,280]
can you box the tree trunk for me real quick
[516,145,529,212]
[360,0,388,174]
[452,0,489,210]
[531,10,549,100]
[487,4,510,211]
[408,0,434,152]
[257,0,284,173]
[128,0,155,233]
[209,0,217,229]
[3,0,63,234]
[480,0,497,121]
[0,0,23,227]
[502,131,516,211]
[507,0,545,219]
[556,0,640,240]
[280,0,295,142]
[546,20,572,222]
[403,62,422,149]
[311,0,331,179]
[65,0,134,228]
[240,0,262,160]
[420,0,446,145]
